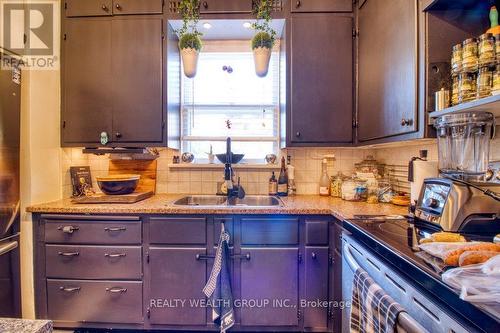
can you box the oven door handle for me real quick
[0,240,18,256]
[343,242,428,333]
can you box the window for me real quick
[181,40,280,162]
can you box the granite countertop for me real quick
[0,318,52,333]
[26,194,408,219]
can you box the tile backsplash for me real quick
[61,136,500,197]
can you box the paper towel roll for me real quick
[410,160,438,203]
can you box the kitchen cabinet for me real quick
[304,247,329,330]
[62,17,165,146]
[288,14,353,146]
[199,0,253,13]
[357,0,418,142]
[291,0,352,13]
[65,0,162,17]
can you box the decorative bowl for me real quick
[181,152,195,163]
[265,154,277,164]
[216,153,245,164]
[96,174,140,195]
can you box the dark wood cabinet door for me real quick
[199,0,252,13]
[148,247,207,325]
[239,247,299,327]
[65,0,113,17]
[112,0,163,15]
[358,0,418,141]
[291,0,352,12]
[62,19,113,145]
[304,247,329,330]
[289,14,353,144]
[111,18,164,143]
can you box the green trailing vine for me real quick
[251,0,276,49]
[177,0,203,51]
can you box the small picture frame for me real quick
[70,166,93,197]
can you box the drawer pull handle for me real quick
[232,253,251,260]
[104,227,126,232]
[104,253,126,258]
[196,254,215,260]
[59,286,81,292]
[57,226,79,234]
[106,287,127,293]
[58,251,80,257]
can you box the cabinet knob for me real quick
[401,118,413,127]
[115,3,121,10]
[203,1,208,8]
[311,252,317,259]
[296,0,301,8]
[101,4,108,11]
[100,131,109,145]
[295,131,301,137]
[115,132,122,138]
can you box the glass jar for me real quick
[451,75,459,105]
[477,66,493,99]
[377,179,393,203]
[478,33,495,67]
[451,43,462,74]
[341,179,367,202]
[458,72,477,103]
[330,172,343,198]
[493,64,500,94]
[496,34,500,65]
[462,38,478,73]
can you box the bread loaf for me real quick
[458,251,500,266]
[444,243,500,266]
[419,232,466,244]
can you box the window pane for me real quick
[183,141,277,161]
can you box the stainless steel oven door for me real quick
[0,233,21,317]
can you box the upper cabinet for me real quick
[65,0,163,17]
[199,0,253,13]
[291,0,352,13]
[287,13,354,146]
[357,0,419,142]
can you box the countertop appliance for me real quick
[0,50,22,318]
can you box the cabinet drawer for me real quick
[200,0,252,13]
[305,219,329,245]
[47,279,143,323]
[149,217,207,244]
[291,0,352,12]
[44,220,141,244]
[241,218,299,245]
[112,0,163,15]
[46,245,142,279]
[65,0,113,17]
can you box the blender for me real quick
[414,112,500,235]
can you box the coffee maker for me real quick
[415,112,500,236]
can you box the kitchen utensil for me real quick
[72,191,153,204]
[434,88,450,111]
[96,174,140,195]
[181,152,195,163]
[216,153,244,164]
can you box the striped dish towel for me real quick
[203,223,235,333]
[350,268,405,333]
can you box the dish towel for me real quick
[350,268,405,333]
[203,223,235,333]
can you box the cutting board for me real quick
[108,159,157,194]
[72,191,153,204]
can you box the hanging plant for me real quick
[251,0,276,77]
[177,0,202,78]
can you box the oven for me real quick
[0,232,21,317]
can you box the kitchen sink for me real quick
[172,195,283,207]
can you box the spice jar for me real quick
[496,34,500,65]
[478,33,495,67]
[477,66,493,98]
[458,72,477,103]
[451,43,462,74]
[493,64,500,94]
[330,172,343,198]
[462,38,478,73]
[451,74,459,105]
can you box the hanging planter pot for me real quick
[181,47,200,78]
[253,46,272,77]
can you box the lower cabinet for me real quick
[239,247,299,327]
[304,247,329,330]
[148,247,207,326]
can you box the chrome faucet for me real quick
[224,137,245,202]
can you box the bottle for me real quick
[287,165,297,196]
[268,172,278,195]
[487,6,500,35]
[277,157,288,196]
[319,158,330,196]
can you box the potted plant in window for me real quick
[178,0,202,78]
[251,0,276,77]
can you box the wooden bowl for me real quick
[96,174,140,195]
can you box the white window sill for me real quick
[168,163,281,170]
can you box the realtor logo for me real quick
[1,0,59,69]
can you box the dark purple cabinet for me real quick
[288,14,353,145]
[239,247,299,327]
[304,247,329,330]
[148,247,207,326]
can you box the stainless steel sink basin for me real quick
[229,195,283,207]
[172,195,283,207]
[173,195,227,206]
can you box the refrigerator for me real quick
[0,50,21,318]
